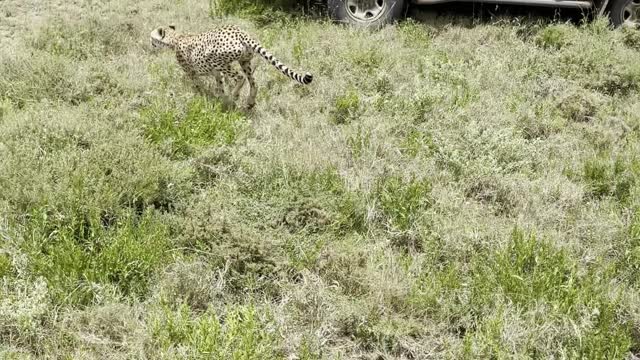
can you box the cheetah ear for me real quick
[168,25,176,31]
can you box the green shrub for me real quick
[317,244,369,297]
[0,106,191,306]
[335,192,369,235]
[583,155,637,202]
[592,64,640,96]
[237,164,369,237]
[331,90,360,125]
[21,207,172,305]
[0,107,190,216]
[0,253,13,278]
[374,75,393,95]
[411,228,634,358]
[150,303,282,359]
[398,19,436,48]
[142,96,246,159]
[534,25,571,49]
[210,0,298,15]
[480,229,579,308]
[622,27,640,50]
[209,0,296,26]
[375,175,432,231]
[349,48,383,75]
[283,234,326,275]
[481,231,633,357]
[400,128,434,158]
[409,95,439,124]
[297,336,322,360]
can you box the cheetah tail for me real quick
[246,40,313,85]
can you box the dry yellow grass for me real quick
[1,0,640,358]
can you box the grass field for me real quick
[1,0,640,358]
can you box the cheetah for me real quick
[149,24,313,108]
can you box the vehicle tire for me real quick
[327,0,406,28]
[609,0,640,27]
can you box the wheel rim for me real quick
[346,0,387,22]
[622,0,640,27]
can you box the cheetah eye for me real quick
[158,28,165,38]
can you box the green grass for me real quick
[1,0,640,358]
[150,303,282,359]
[376,175,432,231]
[331,89,361,124]
[142,96,246,159]
[21,207,171,305]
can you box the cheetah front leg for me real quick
[185,71,207,95]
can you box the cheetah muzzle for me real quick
[149,24,313,109]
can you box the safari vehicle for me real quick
[325,0,639,28]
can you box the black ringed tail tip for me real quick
[251,41,313,85]
[303,73,313,85]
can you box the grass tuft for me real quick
[331,90,361,124]
[21,207,172,305]
[30,18,137,60]
[142,96,246,159]
[534,24,572,49]
[622,27,640,50]
[376,175,432,231]
[150,303,282,359]
[582,154,637,202]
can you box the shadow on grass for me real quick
[409,2,593,28]
[213,0,597,31]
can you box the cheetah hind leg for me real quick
[218,65,246,106]
[211,71,225,97]
[240,60,257,110]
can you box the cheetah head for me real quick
[150,25,177,50]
